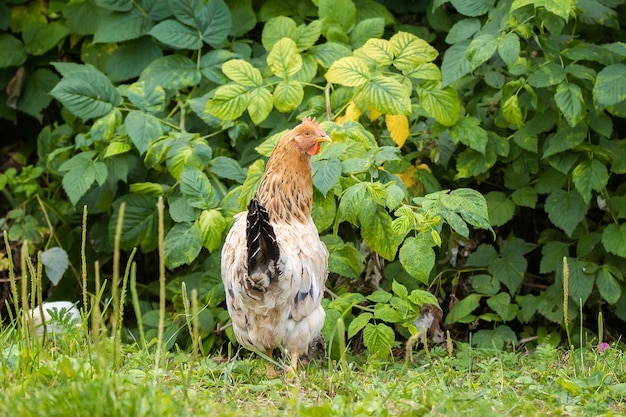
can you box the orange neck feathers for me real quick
[256,138,314,224]
[255,118,330,224]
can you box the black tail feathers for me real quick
[245,198,280,292]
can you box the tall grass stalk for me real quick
[130,262,146,348]
[598,311,604,347]
[92,261,102,351]
[81,205,88,313]
[4,231,19,326]
[155,196,166,373]
[20,241,30,343]
[563,257,572,347]
[116,247,137,360]
[336,317,348,371]
[112,202,126,368]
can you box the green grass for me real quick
[2,209,626,416]
[1,323,626,416]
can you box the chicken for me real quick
[221,117,331,375]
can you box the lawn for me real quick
[1,319,625,416]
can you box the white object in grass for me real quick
[26,301,82,336]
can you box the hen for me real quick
[221,117,331,375]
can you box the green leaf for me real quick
[450,0,494,16]
[399,235,435,284]
[209,156,246,183]
[59,152,99,205]
[16,68,59,122]
[467,33,498,70]
[272,80,303,113]
[222,59,263,87]
[164,222,203,269]
[513,130,538,153]
[205,84,249,120]
[166,136,213,180]
[497,32,520,67]
[445,18,481,44]
[472,274,500,296]
[325,56,370,87]
[247,87,273,125]
[227,0,255,37]
[554,82,585,127]
[390,31,438,71]
[91,110,119,142]
[486,292,512,321]
[140,55,202,90]
[50,64,122,120]
[362,323,394,357]
[441,41,471,87]
[596,267,621,304]
[197,209,227,252]
[22,21,69,56]
[466,244,498,267]
[416,81,461,126]
[124,81,166,112]
[310,42,353,68]
[511,186,537,208]
[199,0,232,46]
[267,38,302,78]
[502,95,524,128]
[489,253,527,295]
[408,289,439,308]
[391,280,408,299]
[125,111,163,155]
[323,235,363,278]
[445,294,481,324]
[110,194,159,251]
[180,166,217,210]
[572,159,609,204]
[593,64,626,110]
[295,19,323,50]
[450,188,492,231]
[545,189,587,236]
[361,75,412,115]
[312,158,342,196]
[485,191,515,227]
[261,16,297,50]
[347,312,372,338]
[105,37,163,83]
[542,125,587,159]
[93,8,151,43]
[450,116,487,153]
[149,19,202,50]
[528,63,567,88]
[63,1,102,35]
[0,34,26,67]
[361,207,402,261]
[374,304,404,323]
[350,18,385,48]
[199,49,237,83]
[40,247,69,286]
[319,0,356,33]
[602,224,626,258]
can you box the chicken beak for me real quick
[315,135,332,144]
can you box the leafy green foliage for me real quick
[4,0,626,357]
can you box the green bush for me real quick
[2,0,625,356]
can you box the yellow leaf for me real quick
[386,114,409,147]
[336,101,361,124]
[416,163,432,173]
[396,165,416,189]
[369,108,382,121]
